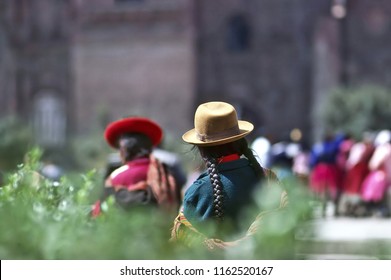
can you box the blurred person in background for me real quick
[339,132,375,217]
[102,142,187,197]
[309,132,344,217]
[335,133,355,176]
[292,140,311,185]
[269,129,305,182]
[333,133,355,215]
[269,140,296,181]
[171,101,287,249]
[251,130,272,168]
[360,130,391,217]
[92,117,181,217]
[40,159,63,182]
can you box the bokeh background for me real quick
[1,0,391,168]
[1,0,391,260]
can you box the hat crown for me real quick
[104,117,162,148]
[194,102,240,141]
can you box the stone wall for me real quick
[194,0,330,142]
[2,0,391,146]
[72,0,195,141]
[345,1,391,86]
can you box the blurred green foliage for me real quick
[320,85,391,139]
[0,149,317,260]
[0,116,33,171]
[70,131,110,171]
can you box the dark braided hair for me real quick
[198,138,265,220]
[205,157,224,220]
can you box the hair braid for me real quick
[243,146,265,179]
[205,157,224,220]
[198,138,265,221]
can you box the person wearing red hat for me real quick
[92,117,180,216]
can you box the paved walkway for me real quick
[310,217,391,241]
[296,217,391,259]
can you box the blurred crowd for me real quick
[251,129,391,218]
[34,126,391,220]
[31,126,391,221]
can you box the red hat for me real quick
[104,117,163,149]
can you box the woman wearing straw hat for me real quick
[171,101,287,249]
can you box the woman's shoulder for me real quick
[182,173,215,222]
[110,164,130,179]
[185,173,210,193]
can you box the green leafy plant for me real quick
[0,149,320,260]
[320,85,391,139]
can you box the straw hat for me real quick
[182,101,254,146]
[104,117,163,149]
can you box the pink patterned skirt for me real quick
[361,170,388,202]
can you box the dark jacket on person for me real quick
[183,158,261,231]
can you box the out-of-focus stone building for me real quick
[72,0,195,139]
[193,0,324,142]
[0,0,195,148]
[1,0,391,149]
[0,0,73,147]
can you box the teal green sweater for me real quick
[183,158,261,229]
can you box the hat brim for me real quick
[182,120,254,146]
[104,117,163,149]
